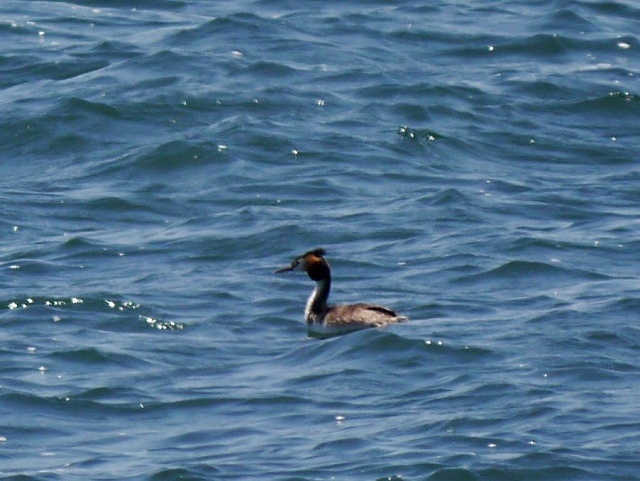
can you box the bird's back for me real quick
[324,303,407,328]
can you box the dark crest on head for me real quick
[306,248,326,258]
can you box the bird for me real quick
[275,248,407,337]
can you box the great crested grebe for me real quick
[275,248,407,336]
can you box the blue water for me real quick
[1,1,639,479]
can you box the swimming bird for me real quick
[275,248,407,336]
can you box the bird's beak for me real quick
[274,264,295,274]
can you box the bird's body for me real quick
[275,248,407,336]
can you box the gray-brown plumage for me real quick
[275,248,407,336]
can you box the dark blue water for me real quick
[1,1,639,480]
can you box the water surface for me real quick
[1,1,639,480]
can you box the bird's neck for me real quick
[305,277,331,322]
